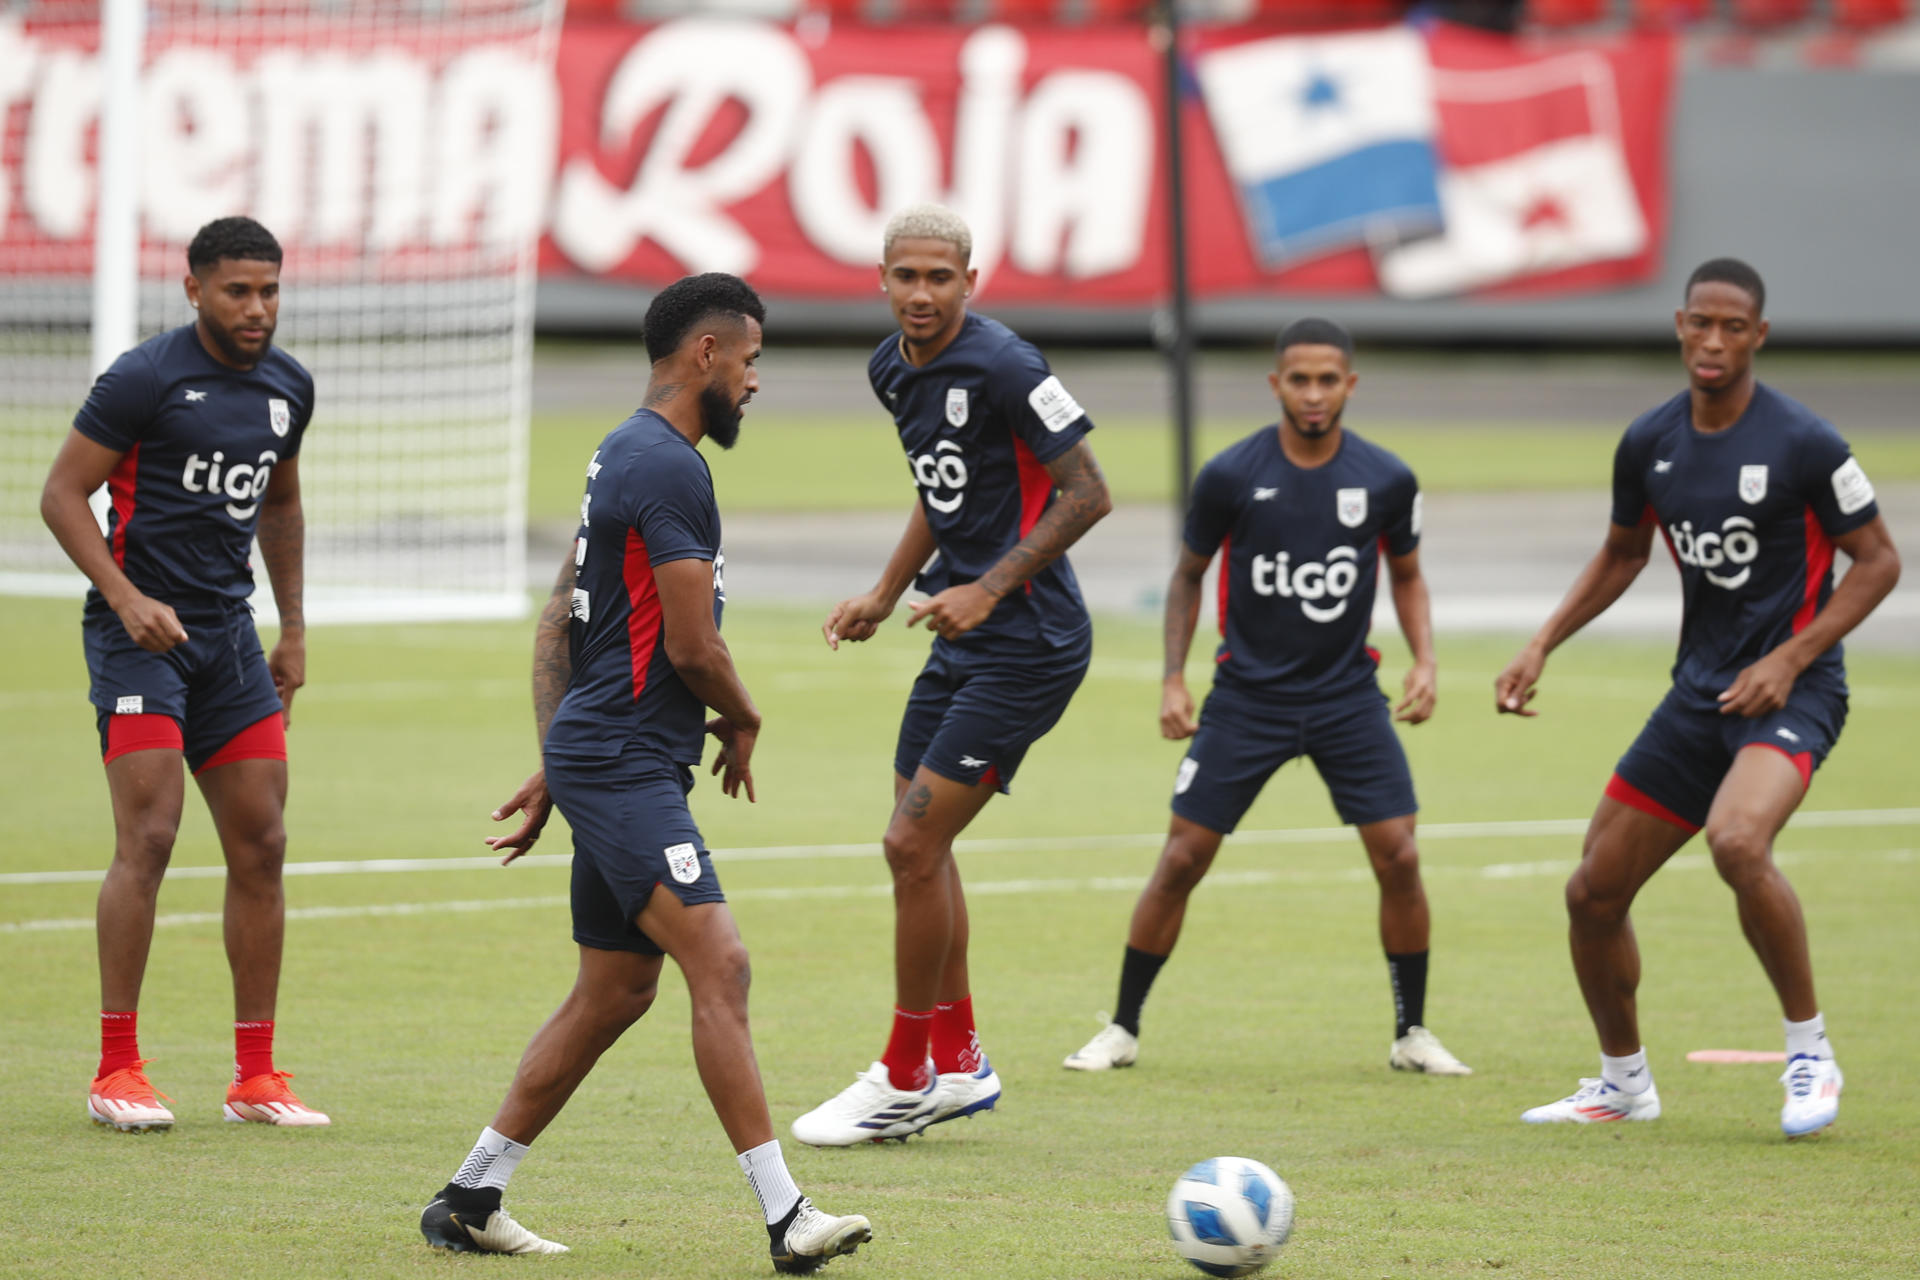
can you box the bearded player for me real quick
[791,204,1112,1146]
[1063,319,1471,1079]
[41,216,326,1131]
[1497,259,1900,1136]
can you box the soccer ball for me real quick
[1165,1156,1295,1278]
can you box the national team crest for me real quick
[1336,487,1368,528]
[945,387,969,427]
[1739,464,1768,505]
[268,398,291,437]
[665,842,701,885]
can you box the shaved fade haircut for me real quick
[1276,317,1355,361]
[187,216,282,274]
[882,203,972,265]
[1686,257,1765,316]
[643,272,766,365]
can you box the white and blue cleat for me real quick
[929,1056,1001,1126]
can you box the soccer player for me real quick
[40,216,326,1131]
[1062,319,1472,1078]
[417,274,871,1271]
[1496,259,1900,1136]
[790,204,1113,1146]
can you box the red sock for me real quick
[931,995,982,1075]
[235,1020,275,1083]
[880,1008,933,1091]
[98,1010,139,1079]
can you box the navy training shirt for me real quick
[1186,427,1420,704]
[72,324,314,613]
[543,410,723,767]
[1611,383,1879,703]
[868,312,1095,654]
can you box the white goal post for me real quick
[0,0,565,623]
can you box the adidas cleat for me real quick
[929,1056,1001,1125]
[421,1186,569,1255]
[791,1062,937,1147]
[1389,1026,1473,1076]
[224,1070,330,1126]
[1063,1022,1138,1072]
[88,1060,174,1132]
[1779,1055,1842,1138]
[771,1197,872,1275]
[1522,1076,1662,1124]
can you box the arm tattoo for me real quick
[643,382,683,410]
[1163,558,1205,679]
[975,439,1112,601]
[257,498,305,632]
[900,782,933,822]
[532,559,574,746]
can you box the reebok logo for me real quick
[1253,487,1279,501]
[1654,459,1672,473]
[1775,727,1801,743]
[959,755,989,769]
[183,389,207,402]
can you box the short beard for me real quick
[202,318,273,370]
[1283,405,1341,438]
[701,383,743,450]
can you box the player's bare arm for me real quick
[1387,547,1437,725]
[1718,514,1900,718]
[1160,544,1211,740]
[658,555,762,802]
[824,501,937,649]
[257,453,305,722]
[1496,517,1655,716]
[909,437,1113,640]
[39,427,189,653]
[487,556,574,863]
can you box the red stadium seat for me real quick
[1631,0,1711,26]
[1527,0,1609,27]
[1729,0,1812,24]
[1247,0,1404,22]
[990,0,1062,20]
[1831,0,1909,26]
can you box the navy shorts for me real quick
[84,600,285,772]
[544,755,726,956]
[1612,678,1847,831]
[1171,684,1417,834]
[893,636,1091,793]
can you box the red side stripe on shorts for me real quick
[107,444,140,569]
[1742,741,1814,789]
[1604,772,1701,835]
[194,712,287,775]
[1793,506,1835,635]
[104,712,183,764]
[1216,534,1231,637]
[623,527,663,701]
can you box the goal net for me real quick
[0,0,563,623]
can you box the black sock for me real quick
[436,1182,501,1214]
[1386,950,1429,1039]
[1114,946,1169,1037]
[768,1197,803,1248]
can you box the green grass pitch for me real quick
[4,593,1917,1279]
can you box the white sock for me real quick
[738,1138,803,1226]
[1600,1048,1652,1094]
[1784,1013,1832,1060]
[451,1126,529,1193]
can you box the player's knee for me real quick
[1153,840,1216,894]
[882,827,947,885]
[1367,835,1420,889]
[226,822,287,886]
[1564,865,1627,925]
[113,818,177,878]
[1705,817,1772,888]
[619,976,661,1025]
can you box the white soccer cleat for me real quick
[929,1056,1001,1125]
[790,1061,938,1147]
[772,1198,873,1274]
[1063,1022,1138,1072]
[1389,1026,1474,1076]
[1779,1055,1842,1137]
[88,1060,175,1132]
[1521,1076,1662,1124]
[420,1194,570,1255]
[223,1070,330,1126]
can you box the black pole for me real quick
[1156,0,1197,522]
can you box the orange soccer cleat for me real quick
[224,1070,331,1127]
[88,1059,176,1132]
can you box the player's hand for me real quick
[115,593,189,654]
[1160,677,1198,740]
[1495,645,1545,717]
[706,716,758,802]
[1396,659,1437,725]
[823,592,894,649]
[1719,650,1801,718]
[485,769,553,865]
[268,630,305,725]
[906,583,996,641]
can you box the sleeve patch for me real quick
[1027,375,1085,434]
[1832,456,1875,516]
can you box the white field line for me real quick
[1,847,1910,937]
[5,807,1917,890]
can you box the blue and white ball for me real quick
[1166,1156,1295,1278]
